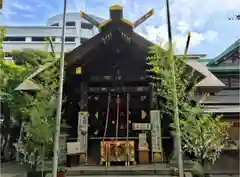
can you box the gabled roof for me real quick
[191,59,225,90]
[65,5,212,86]
[201,105,240,114]
[176,54,207,59]
[207,65,240,73]
[207,39,240,66]
[65,26,207,82]
[15,79,41,91]
[197,58,213,64]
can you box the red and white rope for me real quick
[103,93,111,142]
[115,94,120,159]
[115,94,120,141]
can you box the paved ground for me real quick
[1,161,239,177]
[1,161,26,177]
[66,176,171,177]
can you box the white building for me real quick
[3,13,104,60]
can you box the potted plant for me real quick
[57,167,67,177]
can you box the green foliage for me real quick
[0,27,6,59]
[0,27,59,162]
[58,167,67,172]
[147,44,230,165]
[173,107,230,164]
[147,45,195,115]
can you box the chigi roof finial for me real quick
[80,4,154,30]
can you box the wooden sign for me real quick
[139,133,148,150]
[151,131,161,152]
[67,142,81,155]
[150,110,161,128]
[132,123,151,130]
[78,112,88,153]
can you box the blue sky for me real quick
[1,0,240,58]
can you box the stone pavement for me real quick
[1,161,26,177]
[66,176,171,177]
[1,161,238,177]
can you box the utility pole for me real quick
[52,0,67,176]
[165,0,184,177]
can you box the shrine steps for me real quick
[65,164,192,176]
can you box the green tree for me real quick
[1,27,58,165]
[147,44,230,169]
[177,110,230,165]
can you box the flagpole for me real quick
[165,0,184,177]
[52,0,67,176]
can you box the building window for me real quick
[230,78,240,88]
[65,37,75,42]
[233,58,240,64]
[4,52,13,57]
[32,37,45,42]
[4,37,26,41]
[50,23,59,26]
[81,22,93,29]
[31,37,56,42]
[45,36,56,42]
[66,21,75,26]
[81,37,89,44]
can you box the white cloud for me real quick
[36,3,53,9]
[176,21,190,34]
[73,0,159,22]
[134,0,239,53]
[81,0,223,52]
[203,31,218,42]
[136,24,218,54]
[2,0,17,20]
[159,0,240,31]
[3,0,36,22]
[22,14,35,18]
[12,1,32,11]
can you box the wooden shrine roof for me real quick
[65,5,220,88]
[65,28,152,67]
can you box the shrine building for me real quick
[61,5,230,167]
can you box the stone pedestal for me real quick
[59,120,71,165]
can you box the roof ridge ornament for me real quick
[80,5,154,30]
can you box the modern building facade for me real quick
[3,13,104,61]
